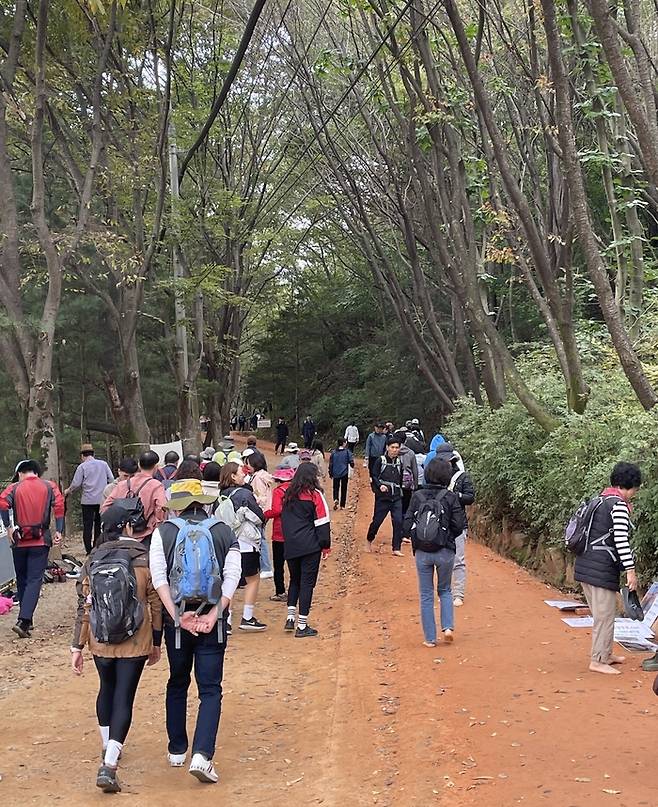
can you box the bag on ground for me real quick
[564,497,604,555]
[89,548,144,644]
[411,491,450,552]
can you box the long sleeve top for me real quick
[611,500,635,570]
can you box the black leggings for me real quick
[272,541,286,595]
[94,656,147,744]
[287,551,322,616]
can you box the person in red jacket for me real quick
[0,459,65,638]
[264,467,295,602]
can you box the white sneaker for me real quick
[189,753,219,783]
[453,597,464,607]
[168,752,186,767]
[259,570,273,579]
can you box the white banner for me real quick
[150,440,184,465]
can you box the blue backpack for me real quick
[168,517,223,647]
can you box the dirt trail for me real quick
[0,442,656,806]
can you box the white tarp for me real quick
[151,440,183,465]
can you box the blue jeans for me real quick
[164,621,226,759]
[12,545,50,623]
[259,530,272,573]
[415,548,455,642]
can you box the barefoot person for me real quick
[281,463,331,637]
[70,503,162,794]
[575,461,640,675]
[149,479,242,784]
[403,459,465,647]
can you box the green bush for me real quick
[445,349,658,582]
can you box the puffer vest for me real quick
[574,495,625,592]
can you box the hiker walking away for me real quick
[366,436,405,556]
[329,439,354,510]
[574,461,640,676]
[275,418,289,455]
[302,416,316,449]
[243,450,274,581]
[394,430,419,518]
[155,451,180,486]
[102,451,167,548]
[344,422,359,453]
[310,441,328,485]
[70,503,162,794]
[363,422,387,475]
[150,479,242,784]
[403,459,465,647]
[281,463,331,637]
[103,457,138,500]
[0,460,65,638]
[445,448,475,607]
[65,444,114,554]
[219,462,267,631]
[409,418,425,445]
[264,468,295,601]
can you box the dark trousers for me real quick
[303,436,314,449]
[13,545,50,623]
[347,442,357,453]
[332,476,349,508]
[402,488,413,516]
[272,540,286,595]
[367,497,403,551]
[94,656,147,743]
[287,551,322,616]
[81,503,101,553]
[274,439,286,454]
[164,622,226,760]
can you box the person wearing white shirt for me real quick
[344,422,359,453]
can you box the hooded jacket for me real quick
[398,445,419,490]
[424,440,466,472]
[364,431,387,460]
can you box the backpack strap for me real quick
[448,471,464,492]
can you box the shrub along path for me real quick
[0,442,655,805]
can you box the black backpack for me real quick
[412,490,451,552]
[564,496,607,555]
[112,478,155,534]
[89,547,144,644]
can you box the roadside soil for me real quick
[0,438,656,806]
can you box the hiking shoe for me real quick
[189,753,218,784]
[168,752,186,767]
[259,570,274,580]
[284,617,295,632]
[269,593,287,602]
[12,620,31,639]
[453,597,464,607]
[295,625,318,638]
[642,653,658,672]
[239,617,267,632]
[96,765,121,793]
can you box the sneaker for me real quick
[239,617,267,632]
[226,623,232,636]
[96,765,121,793]
[269,593,287,602]
[189,753,219,784]
[12,619,31,639]
[259,570,274,579]
[443,629,454,643]
[295,625,318,638]
[333,500,339,511]
[168,752,186,767]
[453,597,464,607]
[642,653,658,672]
[284,617,295,632]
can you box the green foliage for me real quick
[446,346,658,581]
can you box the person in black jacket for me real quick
[366,436,405,556]
[403,459,465,647]
[574,462,640,676]
[445,450,475,607]
[302,416,316,449]
[328,439,354,510]
[274,418,289,455]
[281,463,331,638]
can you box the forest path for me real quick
[0,439,655,805]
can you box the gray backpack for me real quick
[89,548,144,644]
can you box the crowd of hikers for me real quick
[0,412,651,793]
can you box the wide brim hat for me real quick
[285,442,299,453]
[272,467,295,482]
[200,447,215,460]
[164,479,218,509]
[80,443,94,453]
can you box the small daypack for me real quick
[89,548,144,644]
[412,490,451,553]
[113,478,156,533]
[169,517,223,647]
[565,496,606,554]
[214,492,240,530]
